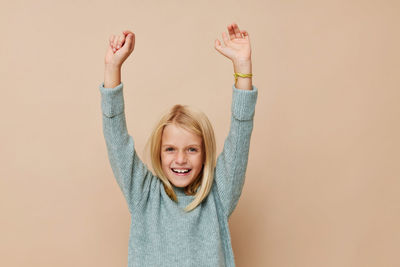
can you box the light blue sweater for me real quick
[99,82,258,267]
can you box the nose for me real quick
[175,150,187,164]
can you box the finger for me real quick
[109,35,114,46]
[215,39,232,59]
[109,35,117,52]
[123,30,134,36]
[222,32,229,47]
[214,39,224,55]
[117,35,125,49]
[124,33,134,51]
[242,30,250,41]
[113,36,119,51]
[214,39,221,50]
[123,31,135,50]
[227,24,236,40]
[232,23,242,39]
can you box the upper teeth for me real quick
[173,169,190,173]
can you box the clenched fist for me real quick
[104,30,136,67]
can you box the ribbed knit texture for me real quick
[99,82,258,267]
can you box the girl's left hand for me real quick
[214,23,251,63]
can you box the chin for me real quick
[171,182,187,188]
[169,177,192,188]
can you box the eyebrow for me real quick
[162,144,201,148]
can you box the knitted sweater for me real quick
[99,82,258,267]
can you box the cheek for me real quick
[161,154,175,166]
[160,154,168,167]
[192,155,204,168]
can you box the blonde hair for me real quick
[145,104,216,212]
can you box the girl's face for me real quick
[161,124,204,188]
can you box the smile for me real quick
[171,168,192,174]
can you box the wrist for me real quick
[104,65,122,88]
[233,59,252,74]
[105,63,122,71]
[232,59,252,91]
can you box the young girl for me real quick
[99,22,258,267]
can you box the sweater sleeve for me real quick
[214,84,258,218]
[99,82,154,212]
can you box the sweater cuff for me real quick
[231,84,258,121]
[99,82,124,118]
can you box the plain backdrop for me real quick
[1,0,399,266]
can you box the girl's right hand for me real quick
[104,30,136,67]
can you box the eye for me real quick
[165,147,174,152]
[188,147,198,152]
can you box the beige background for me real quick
[1,0,399,266]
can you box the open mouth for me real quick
[171,168,192,174]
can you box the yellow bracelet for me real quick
[233,72,253,82]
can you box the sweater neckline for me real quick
[172,184,193,197]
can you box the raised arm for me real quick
[214,23,258,217]
[214,85,258,218]
[99,31,155,213]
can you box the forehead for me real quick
[161,124,202,145]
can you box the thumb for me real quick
[122,33,134,51]
[214,39,226,56]
[214,39,223,53]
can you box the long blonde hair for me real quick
[145,104,216,212]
